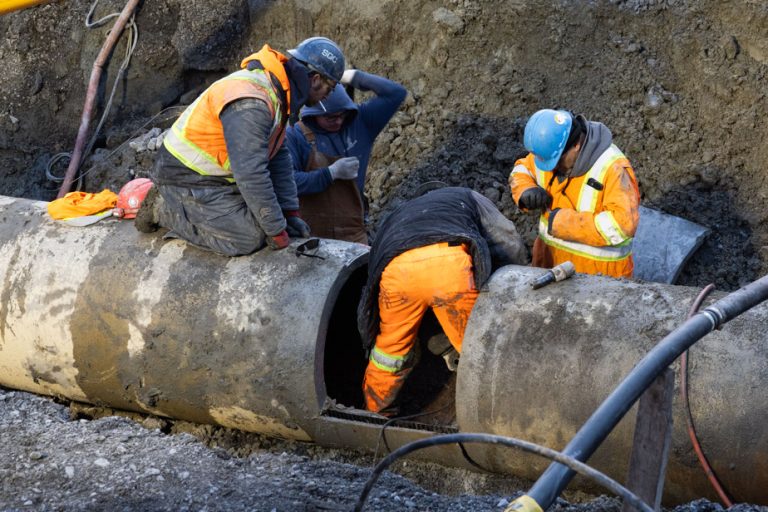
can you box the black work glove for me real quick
[518,187,552,210]
[284,211,311,238]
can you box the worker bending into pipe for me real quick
[358,187,528,416]
[136,38,346,256]
[509,109,640,278]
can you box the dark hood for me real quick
[283,58,312,124]
[300,83,359,120]
[571,117,613,177]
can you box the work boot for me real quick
[134,185,163,233]
[441,348,460,372]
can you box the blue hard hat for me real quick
[287,37,345,83]
[523,109,573,171]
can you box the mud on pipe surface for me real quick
[456,266,768,505]
[0,195,368,440]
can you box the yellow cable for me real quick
[504,495,544,512]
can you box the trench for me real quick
[3,1,768,508]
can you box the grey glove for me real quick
[518,187,552,210]
[284,213,311,238]
[328,157,359,181]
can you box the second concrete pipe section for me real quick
[458,265,768,504]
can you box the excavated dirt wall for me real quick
[1,0,767,289]
[1,2,768,509]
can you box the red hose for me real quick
[57,0,141,198]
[681,283,733,507]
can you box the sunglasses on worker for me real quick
[318,74,337,89]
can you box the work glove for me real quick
[518,187,552,210]
[267,230,291,250]
[284,210,311,238]
[328,157,359,181]
[340,69,357,86]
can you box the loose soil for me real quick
[1,0,767,510]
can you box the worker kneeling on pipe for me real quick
[136,37,346,256]
[357,186,528,416]
[509,109,640,278]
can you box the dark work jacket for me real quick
[357,187,528,351]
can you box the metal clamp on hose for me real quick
[530,261,575,290]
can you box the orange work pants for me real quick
[363,242,479,414]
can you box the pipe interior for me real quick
[321,265,457,426]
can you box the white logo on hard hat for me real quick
[128,197,140,208]
[553,113,567,125]
[321,48,338,63]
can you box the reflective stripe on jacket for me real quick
[509,145,640,278]
[163,45,290,179]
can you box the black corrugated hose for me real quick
[354,433,654,512]
[523,273,768,510]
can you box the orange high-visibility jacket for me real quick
[163,45,291,179]
[509,146,640,278]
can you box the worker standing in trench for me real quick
[509,109,640,278]
[284,69,407,244]
[357,187,529,416]
[135,37,346,256]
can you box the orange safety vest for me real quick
[509,145,640,278]
[163,45,291,181]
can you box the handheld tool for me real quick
[531,261,575,290]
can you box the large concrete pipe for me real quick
[457,266,768,504]
[2,194,766,505]
[0,195,370,441]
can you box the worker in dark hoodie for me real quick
[284,69,407,244]
[509,109,640,278]
[136,37,346,256]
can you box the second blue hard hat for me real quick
[287,37,345,83]
[524,109,573,171]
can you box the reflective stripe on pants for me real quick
[363,242,479,414]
